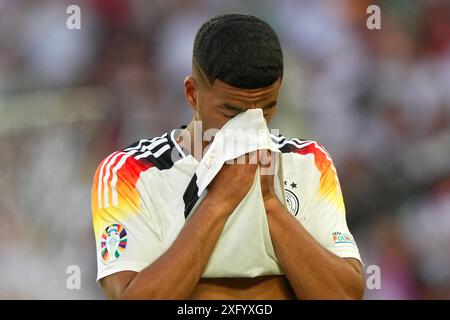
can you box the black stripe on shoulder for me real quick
[123,132,169,151]
[270,133,310,153]
[122,132,180,171]
[137,145,176,170]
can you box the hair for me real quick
[193,13,283,89]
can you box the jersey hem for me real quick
[96,261,149,282]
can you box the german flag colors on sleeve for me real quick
[278,140,362,264]
[91,151,165,282]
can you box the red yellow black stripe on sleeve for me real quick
[290,142,345,213]
[91,151,153,223]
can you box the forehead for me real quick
[208,78,281,104]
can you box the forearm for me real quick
[119,196,230,299]
[265,198,364,300]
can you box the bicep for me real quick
[343,257,365,299]
[92,155,165,289]
[344,258,363,276]
[301,153,362,263]
[99,271,137,299]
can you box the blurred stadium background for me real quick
[1,0,449,299]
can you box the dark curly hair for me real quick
[193,13,283,89]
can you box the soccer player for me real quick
[92,14,364,299]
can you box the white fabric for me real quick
[195,109,280,196]
[93,125,363,280]
[189,109,286,277]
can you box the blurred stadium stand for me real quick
[0,0,449,299]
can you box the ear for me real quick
[184,76,198,112]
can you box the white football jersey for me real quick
[91,128,362,281]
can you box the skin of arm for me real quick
[264,198,365,299]
[259,152,365,300]
[100,155,258,299]
[101,195,229,299]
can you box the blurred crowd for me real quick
[0,0,449,299]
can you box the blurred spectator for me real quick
[0,0,449,299]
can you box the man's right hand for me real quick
[207,152,258,215]
[100,152,259,299]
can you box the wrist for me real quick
[202,191,236,218]
[263,195,283,213]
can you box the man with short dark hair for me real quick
[92,13,364,299]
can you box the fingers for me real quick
[228,150,273,167]
[248,150,258,165]
[259,150,276,176]
[233,151,258,165]
[258,150,272,167]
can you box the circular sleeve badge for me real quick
[101,224,127,263]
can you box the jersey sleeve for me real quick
[91,151,164,281]
[300,143,363,263]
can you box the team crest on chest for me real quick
[284,180,299,216]
[101,224,127,263]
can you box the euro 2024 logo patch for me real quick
[332,232,356,247]
[284,180,299,216]
[101,224,127,263]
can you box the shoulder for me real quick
[272,133,344,208]
[271,132,333,165]
[95,130,183,179]
[92,130,184,207]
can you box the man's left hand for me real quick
[258,150,280,204]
